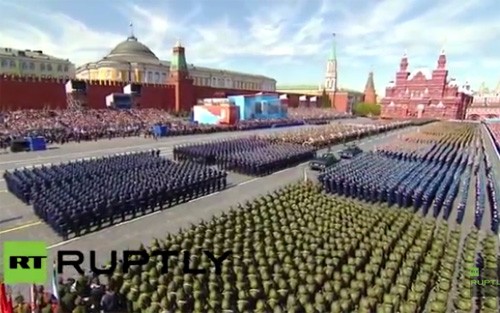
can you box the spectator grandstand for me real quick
[0,108,349,149]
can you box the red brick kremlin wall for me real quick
[0,76,67,109]
[0,75,307,111]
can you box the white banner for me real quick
[299,95,307,101]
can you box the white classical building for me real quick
[0,47,75,79]
[75,34,276,92]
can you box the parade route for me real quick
[0,118,375,230]
[2,121,498,299]
[0,126,413,285]
[0,124,316,229]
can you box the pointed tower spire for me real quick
[437,37,447,69]
[324,33,338,92]
[170,39,188,72]
[365,71,375,92]
[364,71,376,104]
[329,33,337,60]
[437,50,446,69]
[400,50,408,72]
[168,40,193,112]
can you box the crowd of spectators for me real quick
[0,108,347,150]
[0,109,184,147]
[6,274,122,313]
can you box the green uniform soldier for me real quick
[13,295,31,313]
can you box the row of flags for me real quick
[0,263,59,313]
[0,282,13,313]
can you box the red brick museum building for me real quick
[380,51,473,120]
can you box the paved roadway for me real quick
[0,125,416,286]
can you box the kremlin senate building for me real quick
[75,32,277,92]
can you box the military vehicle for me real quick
[309,152,340,171]
[339,143,363,159]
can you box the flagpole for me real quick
[51,261,59,301]
[30,284,36,313]
[129,22,134,37]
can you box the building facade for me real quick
[380,51,473,120]
[465,82,500,120]
[75,34,276,92]
[472,82,500,106]
[0,47,75,79]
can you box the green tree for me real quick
[321,89,332,108]
[352,102,381,117]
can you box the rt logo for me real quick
[3,241,48,284]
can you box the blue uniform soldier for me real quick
[3,151,228,239]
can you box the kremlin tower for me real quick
[319,33,364,113]
[167,40,194,112]
[324,33,338,92]
[364,71,377,104]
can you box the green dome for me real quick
[105,36,159,63]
